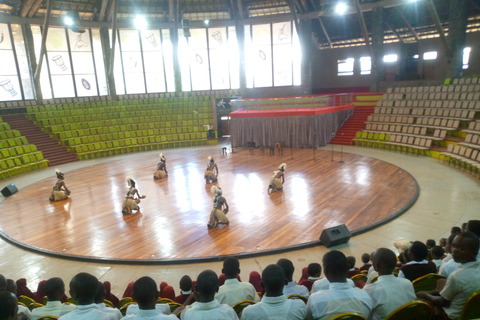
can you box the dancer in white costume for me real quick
[204,156,218,184]
[153,153,168,179]
[207,186,229,229]
[268,163,286,193]
[49,169,71,201]
[122,177,146,215]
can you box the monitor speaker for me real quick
[1,183,18,197]
[319,224,351,248]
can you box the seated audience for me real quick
[431,246,445,269]
[451,226,461,235]
[0,291,18,320]
[461,222,467,232]
[31,277,75,320]
[180,270,237,319]
[174,276,195,305]
[124,276,177,320]
[363,248,416,320]
[426,239,436,250]
[398,241,437,281]
[466,220,480,260]
[346,256,360,278]
[95,281,122,320]
[298,268,308,284]
[248,271,262,294]
[241,264,306,320]
[123,281,134,298]
[298,263,321,292]
[439,238,447,249]
[306,250,372,320]
[34,280,47,303]
[215,257,259,306]
[439,233,461,278]
[277,259,309,297]
[58,272,117,320]
[417,232,480,320]
[359,253,372,272]
[0,275,31,320]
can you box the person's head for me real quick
[208,156,214,163]
[462,222,467,232]
[0,274,6,292]
[452,232,479,264]
[451,226,461,235]
[211,186,222,196]
[373,248,397,275]
[95,281,106,304]
[323,250,349,283]
[44,277,65,301]
[56,169,64,180]
[307,263,322,278]
[431,246,444,260]
[5,280,16,295]
[69,272,99,305]
[466,220,480,237]
[426,239,436,249]
[361,253,371,264]
[276,258,294,282]
[439,238,447,248]
[445,233,459,254]
[398,249,411,264]
[222,257,240,279]
[195,270,218,302]
[346,256,356,269]
[261,264,287,297]
[278,163,287,172]
[133,277,158,310]
[179,275,192,292]
[0,291,18,320]
[408,241,429,262]
[127,177,136,188]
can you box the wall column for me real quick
[100,27,117,100]
[446,0,468,79]
[22,24,43,104]
[370,7,384,92]
[236,23,246,97]
[298,19,313,95]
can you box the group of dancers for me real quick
[49,155,287,229]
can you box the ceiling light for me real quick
[204,19,209,25]
[336,3,347,15]
[64,16,73,26]
[64,11,85,33]
[134,15,147,30]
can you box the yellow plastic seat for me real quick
[329,312,367,320]
[385,300,431,320]
[458,289,480,320]
[232,300,255,315]
[412,273,445,293]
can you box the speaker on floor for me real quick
[319,224,351,248]
[1,183,18,197]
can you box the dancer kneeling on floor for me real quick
[268,163,286,193]
[208,186,229,229]
[154,153,168,180]
[204,156,218,184]
[49,169,71,201]
[122,177,146,215]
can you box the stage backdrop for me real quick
[230,109,353,148]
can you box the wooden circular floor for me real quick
[0,147,418,264]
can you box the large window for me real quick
[245,21,300,88]
[0,24,23,101]
[360,57,371,75]
[463,47,471,69]
[119,29,146,94]
[337,58,354,76]
[68,29,98,97]
[423,51,437,60]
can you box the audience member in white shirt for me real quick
[363,248,416,320]
[122,276,178,320]
[215,257,260,306]
[431,246,444,269]
[180,270,237,320]
[417,232,480,320]
[241,264,306,320]
[31,277,76,320]
[306,250,372,320]
[0,291,19,320]
[277,258,309,297]
[58,272,117,320]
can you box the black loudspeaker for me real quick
[320,224,351,248]
[1,183,18,197]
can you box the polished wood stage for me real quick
[0,146,418,264]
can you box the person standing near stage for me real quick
[154,153,168,180]
[208,186,229,229]
[204,156,218,184]
[268,163,286,193]
[49,169,71,201]
[122,177,146,215]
